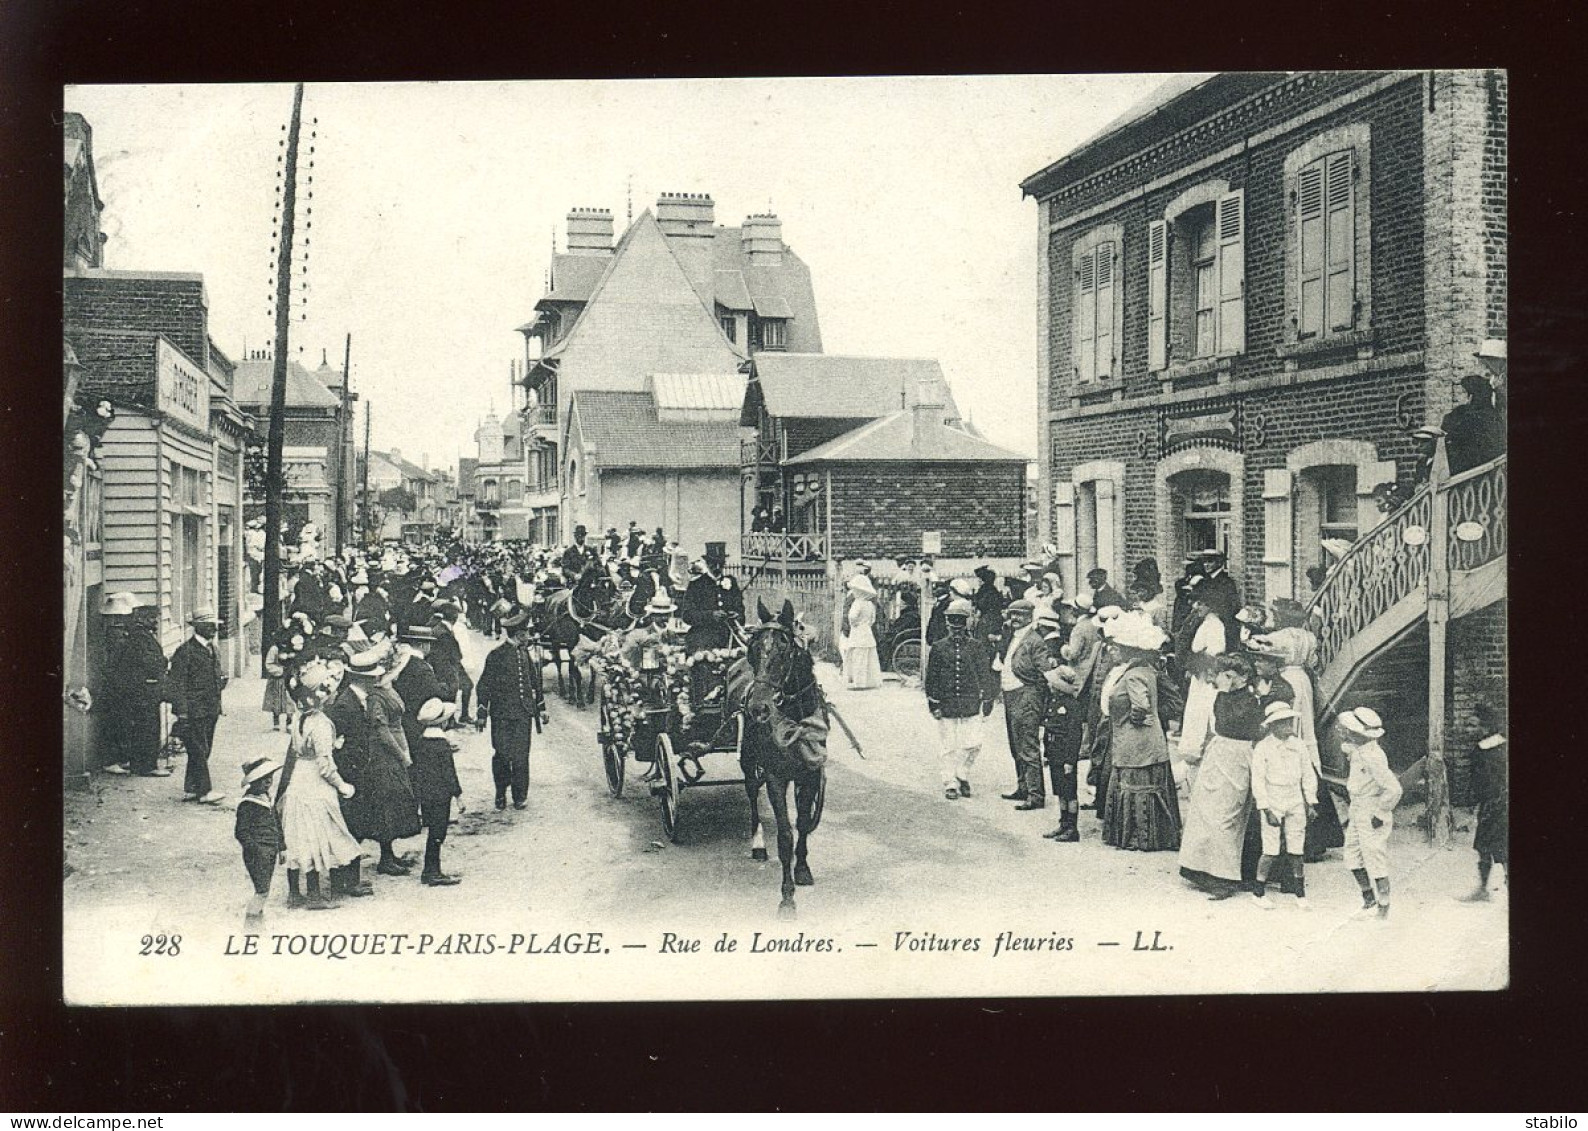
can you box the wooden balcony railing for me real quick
[740,433,783,469]
[741,531,827,562]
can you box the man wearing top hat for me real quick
[475,605,547,811]
[166,610,228,803]
[560,525,600,578]
[678,547,744,655]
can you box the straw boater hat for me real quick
[101,591,138,616]
[415,697,449,725]
[345,641,393,677]
[1064,589,1094,612]
[400,624,438,644]
[1262,701,1299,729]
[189,609,218,627]
[1337,706,1386,739]
[241,756,282,786]
[645,590,678,617]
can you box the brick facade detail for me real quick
[828,463,1025,560]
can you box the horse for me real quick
[540,563,627,708]
[725,598,829,918]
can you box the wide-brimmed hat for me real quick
[846,574,877,596]
[1262,701,1299,728]
[415,697,449,725]
[1094,605,1124,624]
[188,609,218,627]
[241,757,282,786]
[1064,589,1094,612]
[101,591,138,616]
[949,577,977,598]
[1109,612,1168,652]
[1475,339,1507,361]
[645,591,678,617]
[1337,706,1386,739]
[345,641,393,677]
[294,659,337,695]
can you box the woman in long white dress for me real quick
[1176,584,1227,762]
[275,660,363,910]
[842,574,882,690]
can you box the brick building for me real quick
[1022,70,1506,796]
[740,354,1027,567]
[516,194,822,554]
[233,349,357,552]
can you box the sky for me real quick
[64,75,1188,474]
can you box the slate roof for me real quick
[744,354,963,424]
[786,408,1029,465]
[457,457,478,494]
[540,254,611,305]
[370,449,442,482]
[571,390,741,470]
[233,358,341,410]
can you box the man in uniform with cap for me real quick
[923,598,995,800]
[475,604,547,811]
[101,596,172,776]
[165,610,228,803]
[994,598,1059,809]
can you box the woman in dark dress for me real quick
[1099,613,1181,852]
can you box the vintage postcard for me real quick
[61,72,1508,1005]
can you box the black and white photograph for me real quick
[59,71,1509,1005]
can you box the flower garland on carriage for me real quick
[591,627,746,754]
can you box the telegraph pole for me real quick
[335,331,352,556]
[262,81,304,676]
[362,400,372,546]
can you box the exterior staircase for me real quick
[1306,453,1506,806]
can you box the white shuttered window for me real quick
[1073,241,1119,382]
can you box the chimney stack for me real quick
[421,452,429,472]
[656,191,716,236]
[741,213,784,266]
[910,379,946,459]
[565,207,615,255]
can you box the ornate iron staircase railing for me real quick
[1308,454,1506,715]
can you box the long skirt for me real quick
[1178,676,1217,759]
[843,644,882,690]
[279,762,364,876]
[262,677,294,716]
[1177,734,1253,882]
[1102,761,1182,851]
[342,751,423,844]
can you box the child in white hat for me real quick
[235,757,283,926]
[1338,707,1401,918]
[1249,702,1318,909]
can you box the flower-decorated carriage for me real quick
[591,629,748,842]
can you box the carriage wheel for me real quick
[657,733,682,843]
[598,691,625,799]
[891,638,923,679]
[808,769,827,833]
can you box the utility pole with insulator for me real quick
[362,399,372,546]
[261,81,304,677]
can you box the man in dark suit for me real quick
[560,525,600,578]
[427,603,473,718]
[678,555,743,655]
[166,610,228,803]
[103,602,171,776]
[1195,550,1242,652]
[475,607,546,811]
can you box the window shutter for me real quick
[1216,190,1246,355]
[1147,220,1168,371]
[1075,251,1096,382]
[1094,477,1118,580]
[1095,243,1116,379]
[1297,159,1325,339]
[1325,150,1356,333]
[1052,481,1076,556]
[1262,469,1294,602]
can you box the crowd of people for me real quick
[91,517,1505,925]
[922,548,1508,917]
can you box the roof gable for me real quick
[549,212,744,391]
[232,358,341,410]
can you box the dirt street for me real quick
[63,623,1507,1002]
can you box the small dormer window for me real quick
[720,315,738,344]
[757,318,786,351]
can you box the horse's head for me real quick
[575,562,616,607]
[745,598,800,725]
